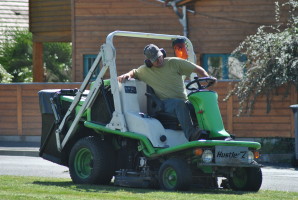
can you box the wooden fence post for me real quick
[17,85,23,136]
[33,42,44,82]
[227,96,233,133]
[291,84,298,137]
[227,83,234,133]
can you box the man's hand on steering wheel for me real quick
[186,76,217,91]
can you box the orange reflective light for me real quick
[193,148,203,156]
[254,151,260,159]
[173,43,188,59]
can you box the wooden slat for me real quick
[0,97,16,103]
[0,122,17,130]
[17,85,22,136]
[22,110,40,116]
[31,4,69,10]
[0,109,17,116]
[22,103,39,110]
[31,25,70,32]
[233,116,290,123]
[197,0,277,6]
[234,123,290,131]
[0,129,17,135]
[235,109,291,116]
[22,129,40,136]
[33,31,71,42]
[30,9,68,17]
[0,85,18,89]
[177,0,198,6]
[0,116,17,123]
[30,14,70,22]
[30,0,69,7]
[234,130,292,138]
[0,103,17,110]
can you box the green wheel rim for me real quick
[162,167,178,189]
[74,148,93,179]
[233,168,247,188]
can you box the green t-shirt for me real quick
[133,57,196,101]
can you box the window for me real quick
[83,54,100,81]
[202,54,247,80]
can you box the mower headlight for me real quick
[248,151,254,163]
[202,150,213,163]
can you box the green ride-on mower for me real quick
[38,31,262,191]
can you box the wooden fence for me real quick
[0,82,296,138]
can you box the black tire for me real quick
[229,167,262,191]
[69,136,115,185]
[158,158,192,191]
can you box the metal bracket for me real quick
[168,1,188,37]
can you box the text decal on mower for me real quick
[124,86,137,94]
[215,146,249,164]
[216,151,247,159]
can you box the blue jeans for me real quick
[162,98,196,139]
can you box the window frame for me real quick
[83,54,100,81]
[202,53,247,80]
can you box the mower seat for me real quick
[146,86,197,130]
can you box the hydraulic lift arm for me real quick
[55,46,107,151]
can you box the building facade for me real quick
[0,0,29,41]
[29,0,285,81]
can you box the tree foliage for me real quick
[0,29,33,82]
[0,29,72,83]
[43,42,72,82]
[226,0,298,115]
[0,64,13,83]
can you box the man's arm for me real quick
[193,65,210,77]
[117,70,135,82]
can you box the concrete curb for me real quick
[0,147,39,157]
[0,140,40,157]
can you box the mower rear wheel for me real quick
[69,136,115,185]
[229,167,262,191]
[158,158,192,191]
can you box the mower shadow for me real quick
[32,180,251,195]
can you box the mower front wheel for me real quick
[69,136,115,185]
[158,158,192,191]
[229,167,262,191]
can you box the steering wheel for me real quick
[186,77,217,91]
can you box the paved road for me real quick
[0,155,70,178]
[0,155,297,192]
[261,166,298,192]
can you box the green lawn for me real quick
[0,176,297,200]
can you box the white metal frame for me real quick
[56,31,197,150]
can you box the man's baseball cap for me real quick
[144,44,163,62]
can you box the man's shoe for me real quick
[189,129,201,141]
[199,130,209,139]
[189,129,208,141]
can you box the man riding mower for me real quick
[38,31,262,191]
